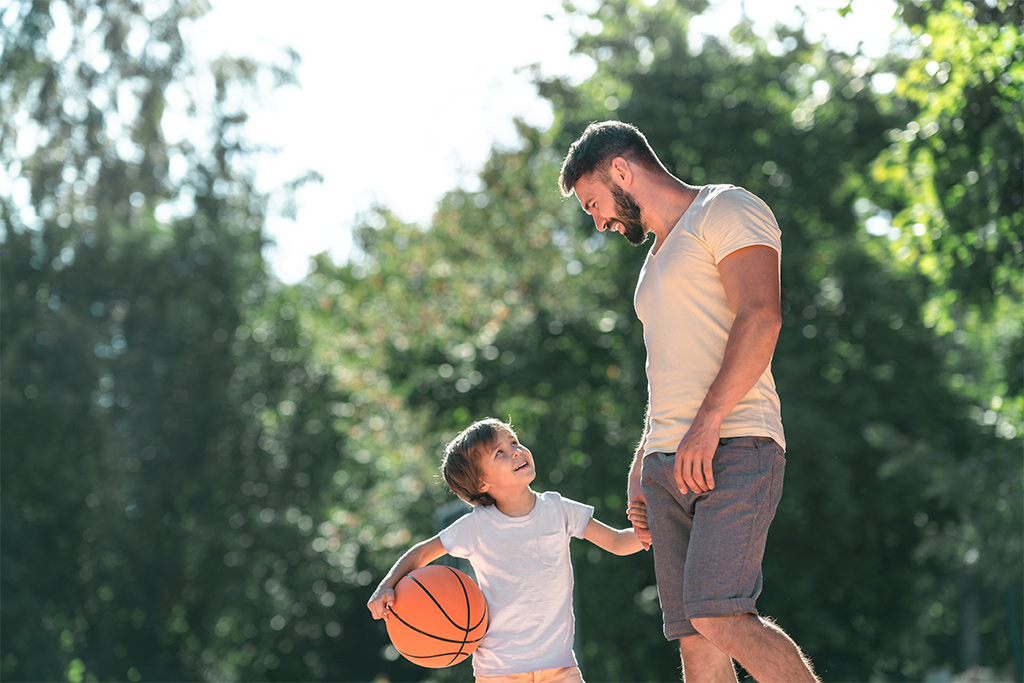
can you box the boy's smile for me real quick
[479,430,536,497]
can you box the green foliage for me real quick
[338,0,1022,680]
[864,0,1022,424]
[2,1,362,680]
[2,0,1019,681]
[853,2,1024,676]
[538,1,1022,679]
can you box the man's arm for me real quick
[673,244,782,494]
[626,404,652,549]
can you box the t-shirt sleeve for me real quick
[438,509,476,559]
[557,494,594,539]
[703,188,781,264]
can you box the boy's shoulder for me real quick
[536,490,568,511]
[537,489,586,507]
[537,490,594,523]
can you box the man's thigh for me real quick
[642,437,786,637]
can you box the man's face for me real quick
[609,184,647,246]
[574,173,648,246]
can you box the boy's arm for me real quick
[583,517,644,555]
[366,535,448,619]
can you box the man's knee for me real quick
[679,632,733,663]
[678,634,736,681]
[691,615,726,635]
[691,614,751,641]
[680,632,716,654]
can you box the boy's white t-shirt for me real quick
[635,184,786,455]
[438,491,594,676]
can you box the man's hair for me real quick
[441,418,518,507]
[558,120,664,197]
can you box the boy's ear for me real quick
[477,480,491,494]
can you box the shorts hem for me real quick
[474,665,584,683]
[686,597,759,621]
[664,619,699,641]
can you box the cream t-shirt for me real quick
[635,184,786,455]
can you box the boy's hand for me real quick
[367,586,395,620]
[626,498,651,550]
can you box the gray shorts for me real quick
[640,436,786,640]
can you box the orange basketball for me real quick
[386,565,489,668]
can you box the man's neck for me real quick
[648,181,700,254]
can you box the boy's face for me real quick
[477,429,535,499]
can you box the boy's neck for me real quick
[494,488,537,518]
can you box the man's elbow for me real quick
[750,306,782,340]
[767,309,782,338]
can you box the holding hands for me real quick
[626,499,650,548]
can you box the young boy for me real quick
[367,417,644,683]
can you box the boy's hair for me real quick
[442,418,517,507]
[558,120,664,197]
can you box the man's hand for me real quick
[626,499,650,550]
[626,476,652,550]
[673,416,722,494]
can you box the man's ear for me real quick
[609,156,633,186]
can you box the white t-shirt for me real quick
[438,491,594,676]
[635,184,786,455]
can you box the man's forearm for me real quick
[628,403,651,495]
[695,306,780,427]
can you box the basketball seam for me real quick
[385,609,486,645]
[409,568,472,630]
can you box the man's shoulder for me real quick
[703,183,763,205]
[702,184,776,224]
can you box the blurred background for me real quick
[1,0,1021,681]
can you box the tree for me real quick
[856,0,1023,675]
[1,1,357,680]
[5,0,1018,680]
[340,0,1021,679]
[542,0,1022,677]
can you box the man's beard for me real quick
[609,185,647,246]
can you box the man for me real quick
[559,120,818,683]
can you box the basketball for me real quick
[385,565,489,668]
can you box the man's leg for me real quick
[690,614,818,683]
[679,634,737,683]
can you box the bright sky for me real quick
[188,0,900,283]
